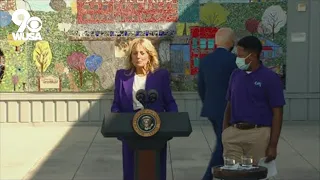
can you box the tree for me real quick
[245,18,260,35]
[182,23,187,36]
[200,3,230,27]
[50,0,67,11]
[85,54,102,90]
[12,75,19,91]
[55,62,69,92]
[33,41,53,91]
[257,22,272,37]
[7,34,25,52]
[260,5,287,40]
[67,52,86,87]
[82,41,126,90]
[158,41,171,63]
[0,11,12,28]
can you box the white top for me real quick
[132,74,147,110]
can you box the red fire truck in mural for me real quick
[189,26,219,75]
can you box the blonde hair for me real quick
[126,38,159,73]
[215,28,236,47]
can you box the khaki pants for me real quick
[222,126,271,164]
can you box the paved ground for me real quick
[0,121,319,180]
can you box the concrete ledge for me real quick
[0,92,319,123]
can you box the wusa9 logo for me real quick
[11,9,42,41]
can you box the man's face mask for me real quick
[236,53,251,71]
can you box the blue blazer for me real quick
[197,48,237,119]
[111,68,178,113]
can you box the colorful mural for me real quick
[0,0,287,92]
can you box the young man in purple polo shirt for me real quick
[222,36,285,164]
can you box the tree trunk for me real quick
[38,64,44,92]
[92,73,96,90]
[79,70,83,87]
[182,23,187,36]
[272,26,275,40]
[59,76,62,92]
[38,76,41,92]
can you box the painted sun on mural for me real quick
[0,0,287,92]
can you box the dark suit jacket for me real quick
[111,68,178,113]
[197,48,237,120]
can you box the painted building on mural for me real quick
[0,0,288,92]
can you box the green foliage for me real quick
[0,41,29,91]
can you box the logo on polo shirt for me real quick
[254,81,262,87]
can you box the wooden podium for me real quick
[101,111,192,180]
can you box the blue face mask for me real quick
[236,54,251,71]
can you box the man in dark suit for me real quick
[198,28,237,180]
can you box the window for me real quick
[200,39,206,49]
[208,39,215,49]
[194,58,200,67]
[192,38,198,49]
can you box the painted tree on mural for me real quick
[199,3,230,27]
[257,22,272,37]
[85,54,102,90]
[182,23,187,35]
[33,41,53,91]
[7,34,25,52]
[12,75,19,91]
[50,0,67,11]
[0,11,12,28]
[245,18,260,35]
[67,52,87,87]
[54,62,70,92]
[260,5,287,40]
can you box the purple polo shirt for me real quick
[226,65,285,126]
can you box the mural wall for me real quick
[0,0,287,92]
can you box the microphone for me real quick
[136,89,147,107]
[147,89,158,104]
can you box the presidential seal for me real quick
[132,109,161,137]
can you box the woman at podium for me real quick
[111,38,178,180]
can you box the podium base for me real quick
[134,150,161,180]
